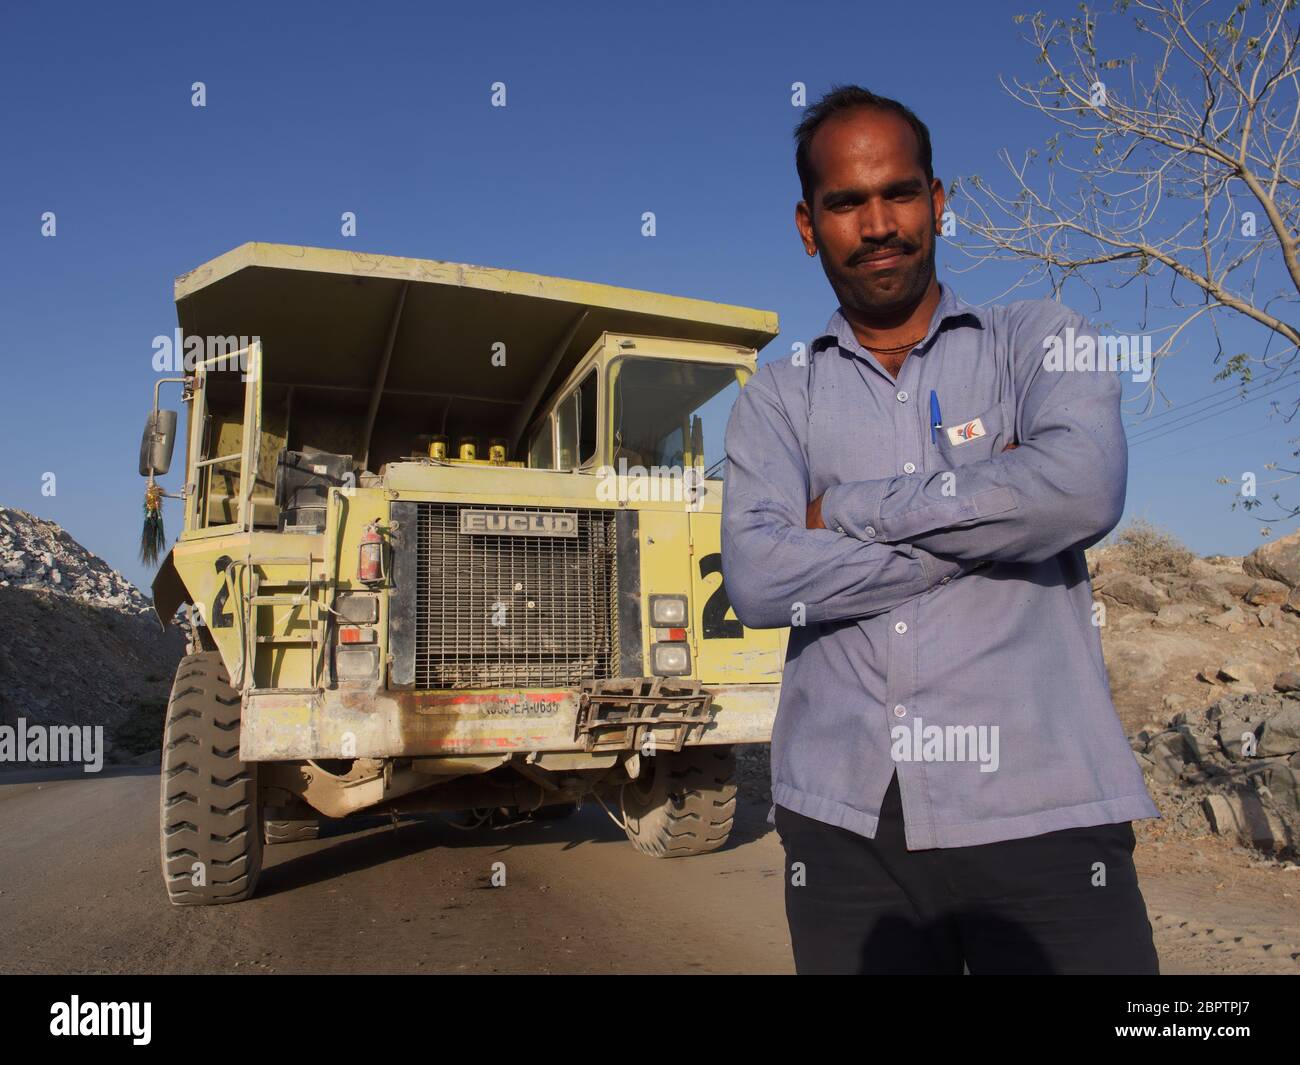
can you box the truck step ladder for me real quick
[229,552,330,695]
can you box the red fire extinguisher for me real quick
[358,521,385,584]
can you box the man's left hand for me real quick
[807,495,825,530]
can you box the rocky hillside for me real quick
[0,507,185,763]
[1093,531,1300,731]
[1093,523,1300,861]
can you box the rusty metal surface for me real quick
[239,681,778,762]
[261,754,604,818]
[576,676,714,753]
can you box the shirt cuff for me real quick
[819,479,892,540]
[919,550,967,587]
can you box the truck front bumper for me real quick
[239,680,779,761]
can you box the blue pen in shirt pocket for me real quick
[930,390,942,444]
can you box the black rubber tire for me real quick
[622,746,737,857]
[159,651,263,905]
[264,818,321,844]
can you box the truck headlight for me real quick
[651,641,690,676]
[649,594,687,626]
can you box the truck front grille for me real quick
[413,502,618,688]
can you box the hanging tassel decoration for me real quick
[140,478,165,566]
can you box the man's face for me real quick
[796,108,944,319]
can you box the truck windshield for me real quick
[611,358,747,479]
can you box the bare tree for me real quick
[950,0,1300,522]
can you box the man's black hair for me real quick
[794,85,934,208]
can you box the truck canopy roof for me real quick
[174,243,780,422]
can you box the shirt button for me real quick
[835,524,844,534]
[903,462,916,474]
[893,704,907,718]
[864,525,876,538]
[894,621,908,634]
[940,576,951,585]
[896,390,909,403]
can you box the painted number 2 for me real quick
[698,552,743,639]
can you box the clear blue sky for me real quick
[0,0,1293,594]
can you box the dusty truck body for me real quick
[142,242,786,904]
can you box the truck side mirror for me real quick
[139,409,178,476]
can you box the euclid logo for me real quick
[459,509,579,537]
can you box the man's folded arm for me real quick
[818,315,1126,565]
[720,369,964,630]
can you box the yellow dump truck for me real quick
[141,243,786,904]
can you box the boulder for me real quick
[1152,602,1207,628]
[1212,572,1258,598]
[1099,574,1168,614]
[1258,702,1300,756]
[1272,671,1300,693]
[1260,765,1300,811]
[1175,724,1211,764]
[1147,731,1191,784]
[1202,792,1288,850]
[1244,530,1300,588]
[1206,606,1249,632]
[1217,716,1260,760]
[1188,580,1237,610]
[1245,578,1290,606]
[1217,660,1251,682]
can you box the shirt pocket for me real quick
[807,379,895,484]
[933,399,1009,468]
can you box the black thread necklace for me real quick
[867,334,925,355]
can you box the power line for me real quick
[1122,369,1266,428]
[1123,379,1259,431]
[1127,367,1300,440]
[1127,372,1300,447]
[1129,421,1277,464]
[1126,367,1299,444]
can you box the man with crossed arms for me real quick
[721,85,1160,975]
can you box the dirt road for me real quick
[0,766,1296,975]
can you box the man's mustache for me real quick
[848,240,916,266]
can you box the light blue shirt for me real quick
[721,283,1159,848]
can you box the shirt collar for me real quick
[810,282,985,358]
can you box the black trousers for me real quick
[774,773,1159,974]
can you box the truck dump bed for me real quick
[174,242,781,440]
